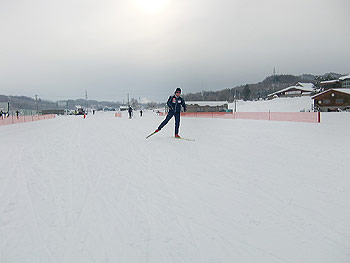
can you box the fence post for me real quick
[269,110,271,121]
[318,111,321,123]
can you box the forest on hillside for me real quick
[183,72,343,102]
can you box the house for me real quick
[311,88,350,112]
[267,82,315,99]
[186,101,229,112]
[319,79,341,91]
[339,75,350,89]
[319,75,350,90]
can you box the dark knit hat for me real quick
[175,87,182,94]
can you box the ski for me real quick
[174,136,195,141]
[146,131,158,139]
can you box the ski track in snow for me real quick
[0,111,350,263]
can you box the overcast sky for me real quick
[1,0,349,102]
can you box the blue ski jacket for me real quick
[167,95,186,113]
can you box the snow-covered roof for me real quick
[295,82,314,89]
[320,79,340,84]
[339,75,350,81]
[186,101,228,107]
[311,88,350,99]
[268,85,314,97]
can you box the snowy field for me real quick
[0,109,349,263]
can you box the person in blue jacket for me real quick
[154,87,186,138]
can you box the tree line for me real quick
[183,72,343,102]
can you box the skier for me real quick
[154,87,186,138]
[140,109,143,117]
[128,106,133,119]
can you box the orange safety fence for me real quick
[179,111,320,123]
[114,113,122,117]
[0,114,56,126]
[269,112,320,123]
[180,112,233,119]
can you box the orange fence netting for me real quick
[0,114,56,126]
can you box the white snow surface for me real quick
[0,110,350,263]
[230,96,313,112]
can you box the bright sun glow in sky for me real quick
[134,0,169,14]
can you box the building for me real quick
[119,105,129,111]
[319,79,341,91]
[268,82,315,99]
[339,75,350,89]
[319,75,350,91]
[311,89,350,112]
[186,101,229,112]
[0,102,9,113]
[42,109,65,115]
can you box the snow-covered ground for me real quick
[230,96,313,112]
[0,109,349,263]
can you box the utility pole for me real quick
[39,98,42,114]
[272,67,276,91]
[127,93,130,106]
[202,80,204,101]
[85,90,88,114]
[234,89,237,112]
[35,95,38,114]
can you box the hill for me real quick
[0,95,122,112]
[183,72,344,102]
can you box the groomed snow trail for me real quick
[0,112,349,263]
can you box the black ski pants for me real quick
[158,111,180,134]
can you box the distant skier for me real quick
[128,106,133,119]
[154,87,186,138]
[140,109,143,117]
[16,110,20,118]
